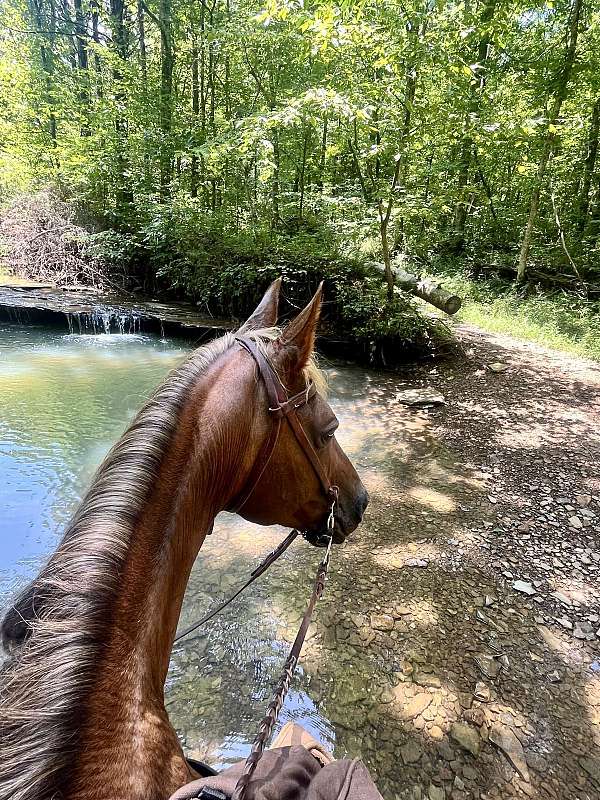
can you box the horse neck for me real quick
[70,365,259,800]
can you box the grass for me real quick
[427,268,600,362]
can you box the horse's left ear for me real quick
[277,282,323,374]
[238,277,282,332]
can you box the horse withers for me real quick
[0,279,368,800]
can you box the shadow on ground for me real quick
[167,330,600,800]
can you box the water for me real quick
[0,322,441,783]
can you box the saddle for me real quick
[173,723,383,800]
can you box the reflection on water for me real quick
[0,326,188,597]
[0,323,443,778]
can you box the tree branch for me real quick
[550,190,585,288]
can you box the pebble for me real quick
[429,786,445,800]
[489,723,530,782]
[400,693,433,720]
[371,614,394,632]
[401,740,423,764]
[429,725,444,740]
[513,580,536,596]
[450,723,481,756]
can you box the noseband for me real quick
[229,336,338,535]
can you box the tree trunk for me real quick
[73,0,90,134]
[110,0,133,213]
[298,124,309,220]
[317,115,328,192]
[190,33,200,198]
[136,0,151,186]
[517,0,584,281]
[158,0,174,199]
[271,129,280,226]
[452,0,497,250]
[29,0,58,149]
[577,96,600,230]
[369,262,462,315]
[91,0,103,98]
[378,196,396,301]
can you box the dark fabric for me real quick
[169,747,383,800]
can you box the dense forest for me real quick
[1,0,599,351]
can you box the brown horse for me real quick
[0,280,368,800]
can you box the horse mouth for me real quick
[304,526,346,547]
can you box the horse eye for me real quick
[320,430,336,447]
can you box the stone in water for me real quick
[396,389,445,407]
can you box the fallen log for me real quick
[368,261,462,315]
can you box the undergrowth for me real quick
[431,266,600,362]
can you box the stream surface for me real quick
[0,322,426,775]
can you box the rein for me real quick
[173,530,299,644]
[174,336,339,800]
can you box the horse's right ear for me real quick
[276,282,323,376]
[238,278,282,333]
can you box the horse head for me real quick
[229,278,369,544]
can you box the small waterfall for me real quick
[64,307,141,335]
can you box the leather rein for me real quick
[173,336,340,800]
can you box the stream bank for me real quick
[0,283,447,365]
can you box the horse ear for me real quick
[238,278,282,333]
[278,282,323,374]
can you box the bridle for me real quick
[174,334,340,645]
[228,336,339,536]
[171,335,343,800]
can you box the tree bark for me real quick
[517,0,584,281]
[369,261,462,314]
[298,123,309,219]
[73,0,90,134]
[577,96,600,230]
[377,155,402,302]
[159,0,174,198]
[271,129,280,226]
[91,0,103,98]
[190,32,200,198]
[452,0,497,249]
[317,115,328,192]
[136,0,151,186]
[28,0,58,149]
[110,0,133,213]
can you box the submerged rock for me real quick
[396,388,446,407]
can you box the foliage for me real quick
[1,0,599,351]
[0,191,108,287]
[433,264,600,360]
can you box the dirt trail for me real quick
[309,325,600,800]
